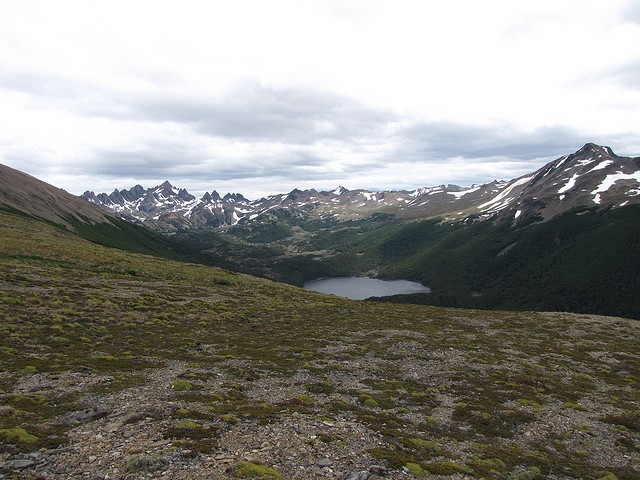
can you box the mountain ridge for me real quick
[0,163,113,229]
[82,143,640,231]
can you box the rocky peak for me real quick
[177,188,195,202]
[286,189,306,201]
[82,191,97,202]
[120,185,146,203]
[201,192,212,203]
[109,189,125,204]
[156,181,176,197]
[223,193,246,202]
[569,143,615,161]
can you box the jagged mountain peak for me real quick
[286,188,313,201]
[201,191,216,202]
[177,188,195,202]
[223,193,246,202]
[573,142,615,157]
[486,142,639,224]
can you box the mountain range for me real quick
[82,143,640,230]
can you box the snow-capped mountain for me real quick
[82,143,640,230]
[82,181,252,229]
[497,143,640,223]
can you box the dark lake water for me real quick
[303,277,430,300]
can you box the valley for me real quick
[82,143,640,319]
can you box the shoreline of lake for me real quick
[303,276,430,300]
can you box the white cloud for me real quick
[0,0,639,198]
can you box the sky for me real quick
[1,0,639,199]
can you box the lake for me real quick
[303,277,430,300]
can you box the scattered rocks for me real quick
[368,465,387,475]
[63,406,109,425]
[2,325,639,480]
[243,453,261,464]
[6,458,35,469]
[121,411,146,425]
[342,471,370,480]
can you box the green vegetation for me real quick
[126,454,168,473]
[171,379,193,391]
[234,461,283,479]
[425,461,473,475]
[405,462,429,477]
[376,205,640,319]
[0,428,39,444]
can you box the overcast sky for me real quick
[1,0,639,199]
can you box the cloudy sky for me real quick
[1,0,639,199]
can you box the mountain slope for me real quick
[371,205,640,318]
[491,143,640,224]
[0,163,112,229]
[1,208,639,479]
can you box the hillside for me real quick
[320,204,640,319]
[0,163,112,229]
[1,209,640,479]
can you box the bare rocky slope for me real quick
[0,163,112,229]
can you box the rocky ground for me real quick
[2,361,421,480]
[3,314,640,480]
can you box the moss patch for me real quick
[0,427,39,444]
[234,461,284,479]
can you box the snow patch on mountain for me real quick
[587,160,613,173]
[591,171,640,204]
[558,173,580,195]
[477,176,533,212]
[450,185,481,199]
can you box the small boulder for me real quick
[343,471,370,480]
[9,459,35,469]
[369,465,387,476]
[63,407,108,425]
